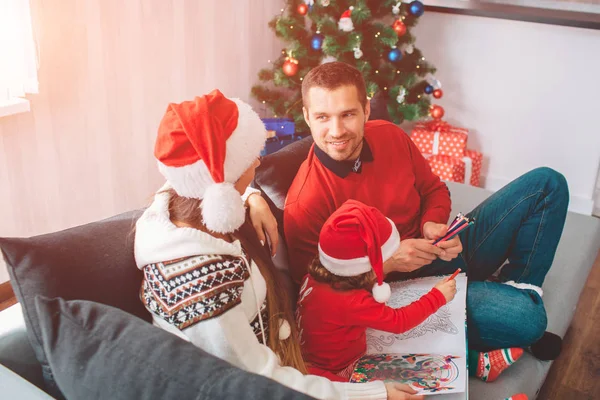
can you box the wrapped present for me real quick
[463,149,483,187]
[411,120,468,157]
[427,149,483,187]
[262,118,295,137]
[427,154,465,183]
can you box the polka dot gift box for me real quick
[463,149,483,187]
[410,120,468,157]
[426,149,483,186]
[427,154,465,184]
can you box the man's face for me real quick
[303,85,370,161]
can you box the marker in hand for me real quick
[433,214,475,246]
[449,268,461,281]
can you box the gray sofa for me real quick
[1,136,599,399]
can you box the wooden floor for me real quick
[0,251,599,399]
[0,282,16,311]
[537,249,600,400]
[0,297,17,311]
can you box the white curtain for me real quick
[0,0,38,102]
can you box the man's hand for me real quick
[422,221,462,262]
[246,193,278,256]
[383,238,446,274]
[422,221,448,241]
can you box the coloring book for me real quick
[350,274,468,398]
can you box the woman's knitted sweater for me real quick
[134,188,387,400]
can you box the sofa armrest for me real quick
[0,303,44,390]
[0,363,54,400]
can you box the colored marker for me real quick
[434,220,474,246]
[449,268,462,281]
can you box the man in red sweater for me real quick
[284,62,569,354]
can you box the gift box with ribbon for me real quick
[463,149,483,187]
[426,149,483,187]
[427,154,465,184]
[411,120,468,157]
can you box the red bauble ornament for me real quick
[393,20,407,36]
[430,105,445,120]
[433,89,443,99]
[297,3,308,15]
[283,57,299,76]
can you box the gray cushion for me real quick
[368,92,392,122]
[34,296,311,400]
[0,210,150,398]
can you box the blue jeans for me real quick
[393,167,569,351]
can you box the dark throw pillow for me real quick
[34,296,312,400]
[0,210,150,398]
[253,135,314,229]
[368,91,392,122]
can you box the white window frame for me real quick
[0,0,39,118]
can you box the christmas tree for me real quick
[251,0,445,130]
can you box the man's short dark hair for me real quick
[301,62,367,110]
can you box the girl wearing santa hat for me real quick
[134,90,424,400]
[297,200,525,387]
[296,199,457,381]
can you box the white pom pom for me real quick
[349,6,354,10]
[201,183,246,234]
[278,319,291,340]
[372,282,391,303]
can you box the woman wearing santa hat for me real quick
[296,199,456,381]
[134,90,423,400]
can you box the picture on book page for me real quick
[349,353,462,394]
[359,274,469,396]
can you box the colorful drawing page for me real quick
[350,353,465,394]
[361,274,469,397]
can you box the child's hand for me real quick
[384,382,424,400]
[434,277,457,303]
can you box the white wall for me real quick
[0,0,284,283]
[413,12,600,214]
[594,165,600,216]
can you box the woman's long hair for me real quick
[164,188,308,374]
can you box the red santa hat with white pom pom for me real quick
[318,200,401,303]
[154,89,266,234]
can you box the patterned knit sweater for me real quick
[134,188,387,400]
